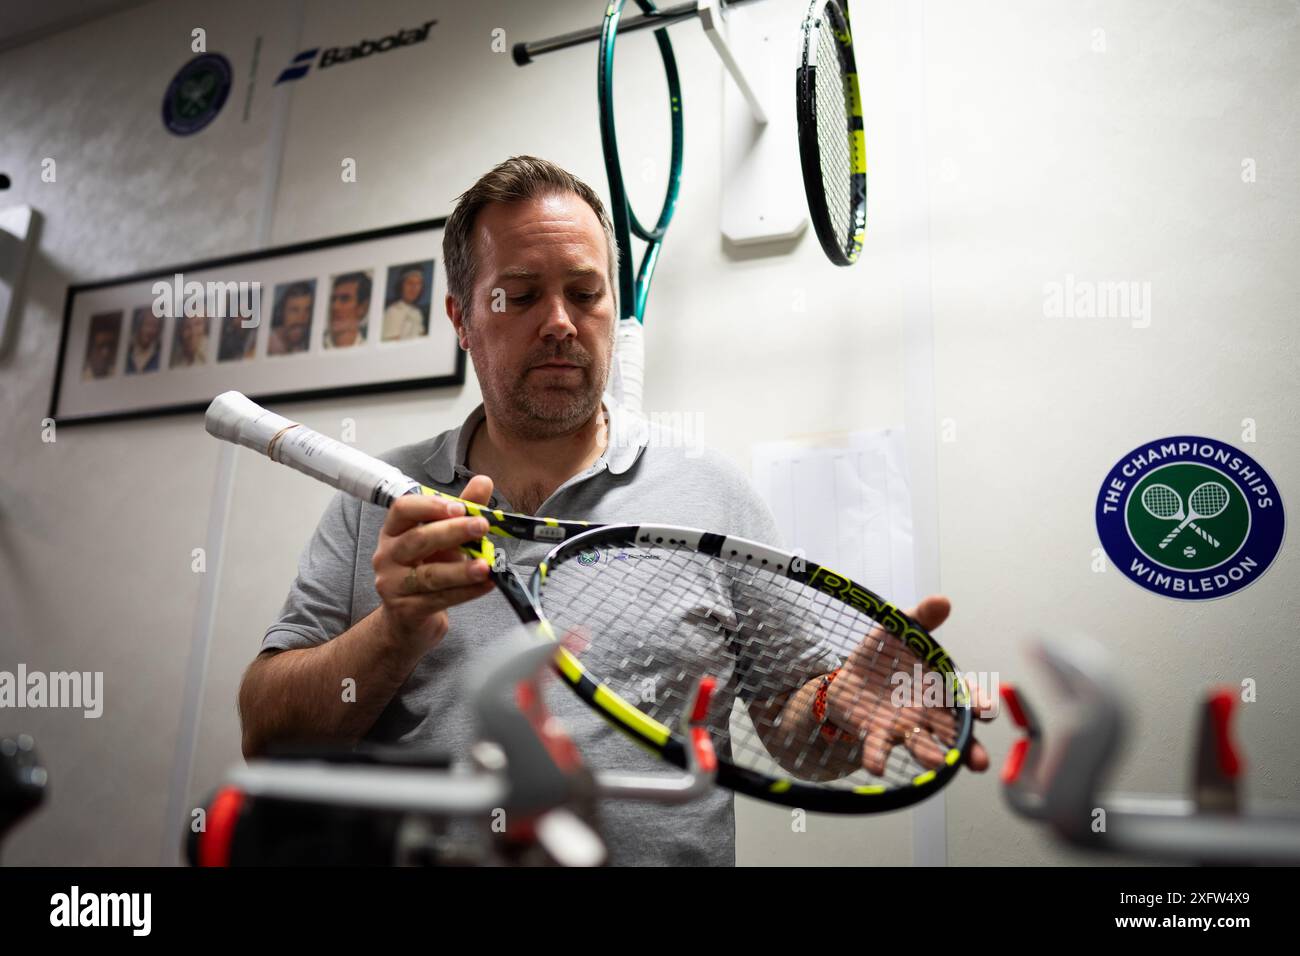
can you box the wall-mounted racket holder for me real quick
[0,204,39,360]
[187,628,718,867]
[1001,638,1300,865]
[511,0,806,247]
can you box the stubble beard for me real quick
[472,323,613,441]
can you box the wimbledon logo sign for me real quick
[1096,436,1284,600]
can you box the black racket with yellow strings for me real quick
[797,0,867,266]
[208,392,974,813]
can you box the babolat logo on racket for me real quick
[1096,436,1284,600]
[806,567,955,676]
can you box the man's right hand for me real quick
[371,474,497,651]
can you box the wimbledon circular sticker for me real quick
[162,53,232,136]
[1096,436,1284,600]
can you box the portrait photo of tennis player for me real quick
[266,279,315,357]
[124,306,165,375]
[170,311,211,368]
[217,314,259,363]
[81,310,123,380]
[324,270,371,349]
[380,260,432,341]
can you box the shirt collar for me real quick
[421,401,648,486]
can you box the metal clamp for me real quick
[1002,637,1300,865]
[204,626,719,866]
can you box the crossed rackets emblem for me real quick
[1139,481,1230,550]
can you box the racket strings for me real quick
[540,542,963,791]
[1141,484,1182,518]
[814,18,854,249]
[1190,483,1228,515]
[725,570,935,785]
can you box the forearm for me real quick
[238,608,429,758]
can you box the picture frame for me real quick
[49,217,463,425]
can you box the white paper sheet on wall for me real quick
[750,428,917,611]
[734,430,919,867]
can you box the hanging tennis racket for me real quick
[208,392,976,814]
[599,0,685,415]
[797,0,867,266]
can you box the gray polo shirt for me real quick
[262,402,784,866]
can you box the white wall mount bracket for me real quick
[0,204,39,359]
[716,1,807,246]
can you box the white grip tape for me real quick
[615,318,645,415]
[205,391,422,507]
[205,390,292,448]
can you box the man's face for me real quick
[134,314,162,349]
[180,315,205,356]
[450,192,615,439]
[330,280,366,346]
[282,294,312,346]
[401,271,423,304]
[88,331,117,376]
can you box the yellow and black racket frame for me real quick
[419,482,975,815]
[797,0,867,266]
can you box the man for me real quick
[267,281,314,356]
[170,312,209,367]
[382,265,428,341]
[82,312,121,379]
[324,272,370,348]
[240,156,992,865]
[217,315,257,362]
[125,308,163,374]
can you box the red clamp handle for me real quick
[198,786,246,867]
[999,684,1037,785]
[1206,689,1242,779]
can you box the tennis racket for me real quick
[1139,482,1227,549]
[797,0,867,266]
[599,0,684,416]
[207,391,974,814]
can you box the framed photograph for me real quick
[49,217,463,425]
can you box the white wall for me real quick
[0,0,1295,866]
[924,0,1300,864]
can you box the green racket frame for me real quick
[598,0,685,324]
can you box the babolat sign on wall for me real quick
[1096,436,1285,600]
[276,19,438,84]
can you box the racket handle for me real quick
[1158,524,1186,549]
[205,391,423,508]
[205,392,514,607]
[614,317,645,415]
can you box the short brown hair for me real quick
[442,155,620,320]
